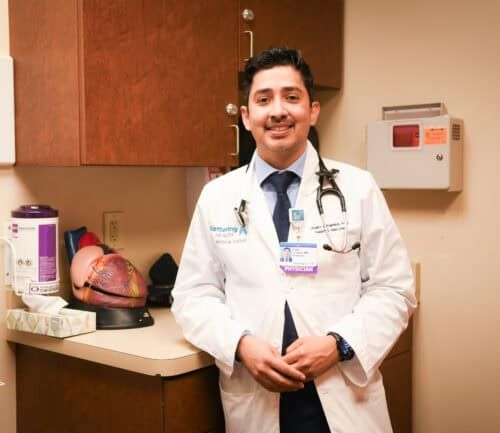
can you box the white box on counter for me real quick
[6,308,96,338]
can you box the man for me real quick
[281,247,292,262]
[172,48,416,433]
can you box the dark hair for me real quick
[242,47,314,105]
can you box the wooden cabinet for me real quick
[9,1,343,167]
[381,320,413,433]
[238,0,343,88]
[9,0,239,166]
[15,325,412,433]
[16,345,225,433]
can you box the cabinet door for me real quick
[163,367,225,433]
[81,0,239,166]
[381,352,412,433]
[16,346,164,433]
[239,0,343,88]
[9,0,81,166]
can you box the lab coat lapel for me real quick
[295,142,320,209]
[247,174,279,260]
[238,154,278,261]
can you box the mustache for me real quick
[264,119,294,129]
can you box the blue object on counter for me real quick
[64,226,87,264]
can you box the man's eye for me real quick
[286,94,299,102]
[257,97,270,104]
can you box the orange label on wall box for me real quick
[424,127,447,145]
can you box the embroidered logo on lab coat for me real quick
[210,225,248,244]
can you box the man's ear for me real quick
[310,101,321,126]
[240,106,251,131]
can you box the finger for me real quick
[270,357,306,382]
[288,362,315,382]
[271,345,281,357]
[282,348,303,365]
[253,365,303,392]
[285,339,304,354]
[261,381,302,393]
[265,369,304,391]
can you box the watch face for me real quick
[328,332,355,361]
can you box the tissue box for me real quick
[5,308,96,338]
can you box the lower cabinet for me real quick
[381,320,413,433]
[163,365,225,433]
[381,351,412,433]
[16,325,412,433]
[15,345,225,433]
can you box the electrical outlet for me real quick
[103,211,124,250]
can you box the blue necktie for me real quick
[266,172,301,351]
[267,171,331,433]
[267,171,297,243]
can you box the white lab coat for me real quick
[172,143,417,433]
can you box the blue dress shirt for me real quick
[254,149,307,214]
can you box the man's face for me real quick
[241,66,320,169]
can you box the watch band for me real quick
[328,332,355,362]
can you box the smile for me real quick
[264,122,294,132]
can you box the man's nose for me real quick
[269,98,287,119]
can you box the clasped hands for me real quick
[236,334,340,393]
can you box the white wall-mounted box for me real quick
[367,104,463,191]
[0,55,15,166]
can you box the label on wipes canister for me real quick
[38,224,56,282]
[7,217,59,294]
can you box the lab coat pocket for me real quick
[318,371,391,433]
[315,246,361,294]
[351,377,392,432]
[219,363,258,433]
[219,361,257,394]
[219,386,257,433]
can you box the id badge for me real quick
[279,242,318,275]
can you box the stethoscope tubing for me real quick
[234,150,355,254]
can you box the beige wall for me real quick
[0,2,188,432]
[318,1,500,432]
[2,1,499,433]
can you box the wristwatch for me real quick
[328,332,355,362]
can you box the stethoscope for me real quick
[234,150,360,254]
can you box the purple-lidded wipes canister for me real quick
[7,205,59,295]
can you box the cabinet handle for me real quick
[243,30,253,61]
[241,8,255,22]
[228,124,239,157]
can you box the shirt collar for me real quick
[254,147,307,186]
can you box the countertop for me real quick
[6,263,420,377]
[6,307,214,377]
